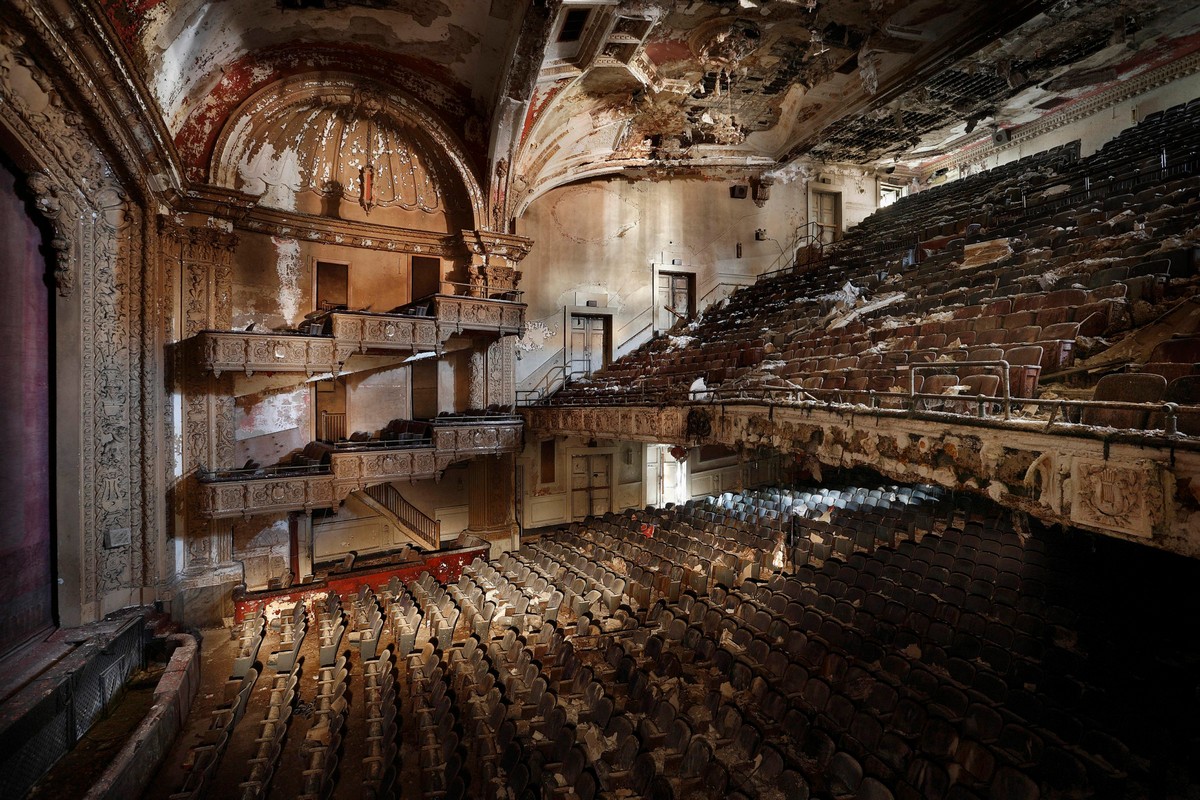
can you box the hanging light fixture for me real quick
[360,113,376,215]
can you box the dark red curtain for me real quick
[0,157,53,653]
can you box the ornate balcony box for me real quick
[431,416,524,457]
[329,310,439,358]
[330,446,447,499]
[429,294,526,337]
[197,469,336,519]
[197,331,337,377]
[195,419,523,519]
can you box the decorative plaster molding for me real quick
[0,14,157,614]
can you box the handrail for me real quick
[697,278,756,310]
[516,347,571,406]
[436,280,523,302]
[615,305,652,343]
[689,386,1200,434]
[197,462,331,482]
[757,222,829,282]
[910,360,1012,420]
[430,413,521,425]
[534,374,1200,437]
[616,319,654,358]
[363,483,440,549]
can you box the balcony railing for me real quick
[431,414,524,455]
[197,469,336,519]
[195,417,523,519]
[400,289,526,337]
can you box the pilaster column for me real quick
[162,218,242,624]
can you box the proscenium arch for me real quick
[209,73,486,230]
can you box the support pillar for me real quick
[466,454,519,557]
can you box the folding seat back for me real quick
[1082,372,1165,429]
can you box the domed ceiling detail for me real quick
[213,78,479,216]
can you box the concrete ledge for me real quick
[82,634,200,800]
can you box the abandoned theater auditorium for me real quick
[7,0,1200,798]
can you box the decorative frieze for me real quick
[525,402,1200,556]
[331,448,446,499]
[433,420,524,456]
[199,474,337,520]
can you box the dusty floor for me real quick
[28,664,165,799]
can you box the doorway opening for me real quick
[645,444,688,508]
[316,261,349,310]
[411,255,441,301]
[813,190,842,246]
[656,270,695,331]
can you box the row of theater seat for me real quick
[181,476,1192,799]
[549,102,1200,429]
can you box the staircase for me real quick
[360,483,441,550]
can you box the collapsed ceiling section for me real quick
[509,0,1200,212]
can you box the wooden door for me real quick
[814,191,841,246]
[657,271,693,329]
[569,315,609,379]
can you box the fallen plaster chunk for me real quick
[829,291,907,329]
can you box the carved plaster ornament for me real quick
[860,48,880,96]
[469,350,487,410]
[26,172,76,296]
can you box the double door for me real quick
[571,454,611,519]
[569,314,609,379]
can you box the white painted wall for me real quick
[513,176,808,390]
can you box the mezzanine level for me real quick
[196,416,523,521]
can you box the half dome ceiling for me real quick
[216,83,456,214]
